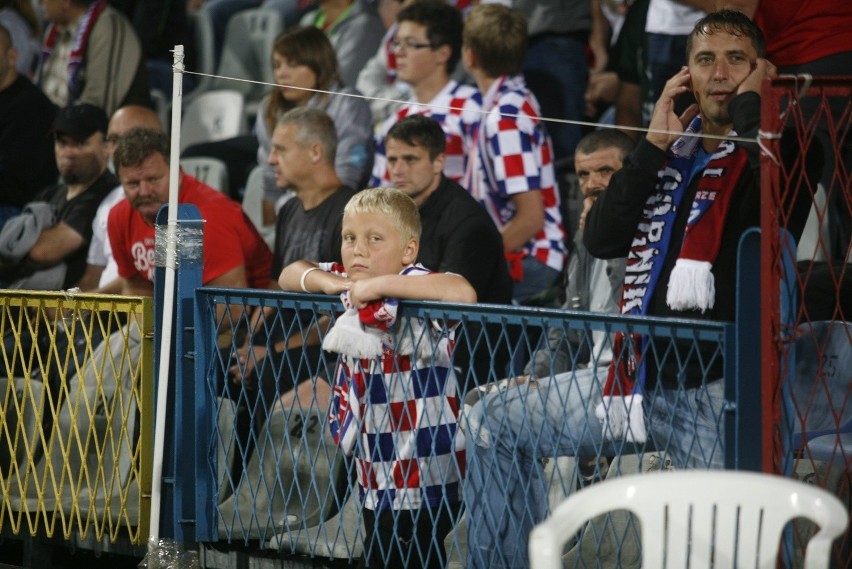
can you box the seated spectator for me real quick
[356,0,472,127]
[183,25,372,233]
[298,0,385,87]
[0,0,40,75]
[384,113,513,386]
[36,0,151,115]
[0,103,115,397]
[0,23,57,229]
[370,0,480,186]
[0,103,115,290]
[461,3,567,306]
[77,104,163,293]
[108,127,272,297]
[385,113,511,305]
[224,107,353,461]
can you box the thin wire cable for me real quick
[183,69,767,145]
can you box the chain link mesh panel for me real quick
[0,291,154,544]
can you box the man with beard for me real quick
[107,127,272,297]
[0,103,115,290]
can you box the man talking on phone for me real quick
[584,9,823,453]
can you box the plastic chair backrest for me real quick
[528,470,849,569]
[180,89,247,152]
[241,165,275,248]
[787,320,852,446]
[186,5,217,94]
[210,8,283,106]
[180,157,230,194]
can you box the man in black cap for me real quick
[0,103,116,290]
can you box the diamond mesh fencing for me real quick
[0,291,154,544]
[196,289,735,567]
[761,76,852,568]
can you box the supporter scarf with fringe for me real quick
[595,115,748,443]
[39,0,108,104]
[322,264,429,360]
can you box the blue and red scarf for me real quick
[38,0,108,105]
[596,116,749,442]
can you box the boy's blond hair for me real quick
[344,187,422,245]
[462,3,527,78]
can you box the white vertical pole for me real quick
[147,43,185,544]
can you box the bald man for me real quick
[77,105,162,292]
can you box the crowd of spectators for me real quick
[1,0,850,567]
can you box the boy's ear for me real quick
[402,238,419,265]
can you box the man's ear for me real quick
[310,142,323,164]
[432,153,446,176]
[434,43,451,69]
[402,238,419,265]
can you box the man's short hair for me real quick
[345,187,422,244]
[397,0,463,76]
[463,3,527,78]
[686,9,766,60]
[575,129,635,162]
[386,114,447,161]
[112,128,170,174]
[277,107,338,166]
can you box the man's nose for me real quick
[712,60,730,80]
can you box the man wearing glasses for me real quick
[370,0,481,186]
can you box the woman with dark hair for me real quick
[255,25,373,229]
[182,25,373,237]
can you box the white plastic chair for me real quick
[180,89,248,152]
[242,165,275,249]
[180,157,230,193]
[788,320,852,469]
[186,5,217,95]
[209,8,283,111]
[528,470,849,569]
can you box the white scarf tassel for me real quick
[596,394,647,443]
[666,259,715,312]
[322,309,384,358]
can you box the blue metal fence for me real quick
[141,204,766,568]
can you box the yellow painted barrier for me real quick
[0,291,154,544]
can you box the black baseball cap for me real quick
[52,103,109,141]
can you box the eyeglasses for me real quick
[390,38,435,53]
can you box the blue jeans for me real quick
[464,370,725,569]
[522,34,588,164]
[512,255,562,306]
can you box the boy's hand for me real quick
[646,67,699,152]
[348,277,385,309]
[736,57,777,97]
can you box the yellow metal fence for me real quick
[0,291,154,545]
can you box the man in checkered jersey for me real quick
[461,3,567,305]
[370,0,481,187]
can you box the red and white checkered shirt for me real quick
[462,74,566,272]
[326,263,466,511]
[371,80,481,187]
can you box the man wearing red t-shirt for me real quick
[107,127,272,295]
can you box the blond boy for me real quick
[279,187,474,569]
